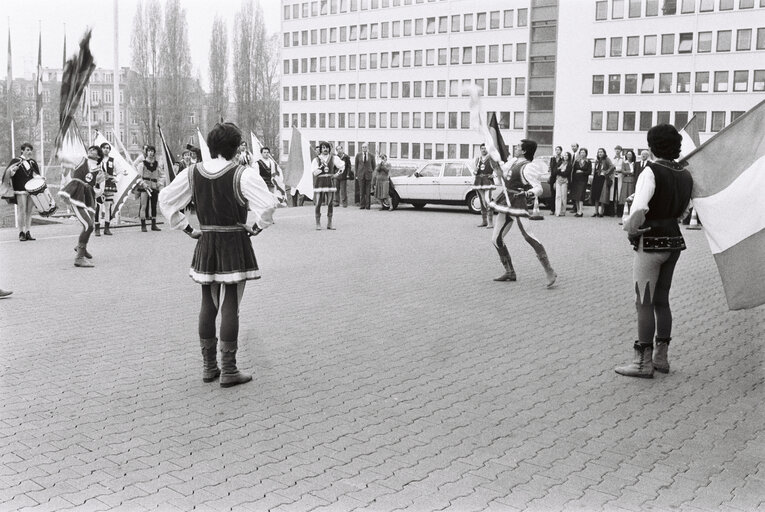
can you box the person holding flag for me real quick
[95,142,117,236]
[616,124,693,379]
[489,139,557,288]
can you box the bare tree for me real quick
[128,0,162,145]
[256,34,281,159]
[208,15,229,122]
[233,0,266,134]
[159,0,193,149]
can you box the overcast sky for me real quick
[1,0,281,89]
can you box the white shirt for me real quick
[499,157,545,197]
[311,154,346,176]
[158,157,278,231]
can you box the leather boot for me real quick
[315,214,322,230]
[103,223,113,235]
[73,246,93,259]
[615,342,654,378]
[151,218,161,231]
[493,245,517,282]
[653,337,671,373]
[536,250,557,288]
[141,219,147,232]
[74,244,94,267]
[200,337,221,383]
[25,231,35,241]
[219,341,252,388]
[327,216,335,230]
[487,211,494,229]
[477,210,487,227]
[94,223,101,237]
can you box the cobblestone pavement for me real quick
[0,204,763,512]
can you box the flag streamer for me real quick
[55,29,96,156]
[158,124,176,183]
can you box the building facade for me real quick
[280,0,765,162]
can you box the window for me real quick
[717,30,732,52]
[623,111,636,131]
[731,111,745,123]
[699,0,713,10]
[681,0,694,12]
[594,75,606,94]
[390,112,398,128]
[436,112,445,129]
[516,43,527,61]
[678,33,693,53]
[517,8,527,26]
[460,47,472,64]
[714,71,729,92]
[476,12,487,30]
[452,14,460,31]
[627,36,640,55]
[608,74,621,93]
[438,48,447,65]
[677,72,691,92]
[695,71,709,92]
[646,0,659,15]
[461,112,470,129]
[612,0,625,18]
[489,45,499,62]
[644,35,657,55]
[591,111,603,130]
[639,111,653,130]
[625,74,638,93]
[426,49,435,65]
[514,112,524,130]
[403,20,412,36]
[504,9,514,27]
[698,31,712,52]
[448,112,458,129]
[641,73,655,93]
[657,111,670,125]
[439,16,448,33]
[464,13,473,31]
[694,111,707,132]
[487,78,498,96]
[611,37,623,57]
[607,111,619,131]
[675,111,688,128]
[412,112,421,128]
[515,77,525,95]
[711,111,725,132]
[502,78,512,95]
[594,38,606,57]
[426,17,435,34]
[661,33,674,54]
[659,73,672,92]
[413,81,421,97]
[740,0,755,7]
[754,70,765,91]
[733,70,748,91]
[736,29,752,51]
[758,28,765,50]
[596,0,608,19]
[719,0,733,9]
[475,46,486,63]
[415,19,423,35]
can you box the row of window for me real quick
[593,27,765,57]
[281,110,525,131]
[284,0,448,20]
[281,139,488,162]
[283,44,527,75]
[590,109,744,132]
[596,0,765,20]
[283,10,528,48]
[282,77,527,102]
[593,69,765,94]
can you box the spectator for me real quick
[355,143,376,209]
[611,145,625,215]
[334,145,353,208]
[619,150,638,219]
[548,146,564,216]
[591,148,614,217]
[570,148,591,217]
[372,154,393,211]
[636,149,651,180]
[553,151,573,217]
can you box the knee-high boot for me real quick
[477,209,487,227]
[493,245,516,282]
[74,244,94,268]
[615,342,654,378]
[94,223,101,237]
[219,341,252,388]
[200,337,220,383]
[327,214,335,230]
[487,210,494,228]
[315,213,322,230]
[535,249,557,288]
[653,337,671,373]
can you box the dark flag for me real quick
[487,112,510,163]
[55,29,95,155]
[157,123,176,183]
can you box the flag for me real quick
[679,114,701,159]
[196,127,211,161]
[157,123,176,183]
[468,85,508,164]
[7,27,13,157]
[55,29,95,155]
[36,30,42,125]
[682,99,765,310]
[284,127,316,198]
[94,130,140,219]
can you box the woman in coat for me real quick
[552,151,573,216]
[619,149,637,207]
[591,148,615,217]
[569,148,591,217]
[372,154,392,210]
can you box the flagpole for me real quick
[113,0,119,142]
[38,20,45,178]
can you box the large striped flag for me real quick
[196,127,211,161]
[93,131,140,219]
[157,123,176,183]
[679,114,701,159]
[468,84,508,165]
[55,29,95,154]
[682,99,765,310]
[285,127,316,198]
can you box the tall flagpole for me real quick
[113,0,120,224]
[38,20,44,178]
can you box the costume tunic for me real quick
[59,158,103,212]
[489,158,544,217]
[101,157,118,200]
[473,156,496,190]
[9,157,40,193]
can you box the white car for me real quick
[390,159,483,213]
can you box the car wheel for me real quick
[466,192,482,214]
[390,190,400,210]
[412,201,426,209]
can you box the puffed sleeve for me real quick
[239,167,278,229]
[623,168,655,234]
[158,168,193,230]
[332,155,345,171]
[311,157,321,176]
[521,161,546,198]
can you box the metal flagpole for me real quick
[113,0,121,225]
[38,21,44,178]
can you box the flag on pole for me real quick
[57,121,87,196]
[468,85,508,164]
[55,29,95,155]
[157,123,176,183]
[284,127,316,198]
[94,130,140,218]
[682,99,765,310]
[35,29,42,125]
[196,127,211,161]
[679,114,701,159]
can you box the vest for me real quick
[73,159,100,189]
[189,163,248,227]
[102,157,115,177]
[257,159,273,187]
[634,160,693,251]
[505,159,531,192]
[142,160,160,189]
[474,157,493,176]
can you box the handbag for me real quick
[346,169,355,180]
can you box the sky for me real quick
[1,0,281,89]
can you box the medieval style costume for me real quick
[473,148,498,228]
[311,141,345,230]
[136,146,163,232]
[95,142,117,236]
[5,144,42,241]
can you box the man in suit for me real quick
[635,150,651,181]
[334,144,353,207]
[354,143,376,209]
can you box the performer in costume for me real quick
[238,141,254,168]
[311,141,345,230]
[616,124,692,378]
[159,123,277,388]
[473,143,498,228]
[6,142,42,241]
[59,145,105,267]
[95,142,117,236]
[256,146,277,193]
[489,139,557,288]
[136,145,163,232]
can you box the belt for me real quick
[143,178,158,182]
[199,225,246,232]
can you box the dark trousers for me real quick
[359,175,372,208]
[140,190,158,220]
[335,179,349,207]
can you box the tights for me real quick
[140,190,158,220]
[491,212,545,254]
[314,191,334,219]
[199,283,245,341]
[72,205,95,245]
[633,249,680,345]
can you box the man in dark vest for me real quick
[354,143,375,209]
